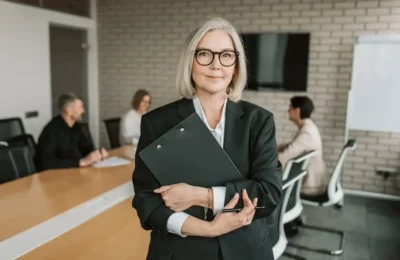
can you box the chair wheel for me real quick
[334,203,342,210]
[295,215,306,225]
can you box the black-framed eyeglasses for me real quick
[194,49,239,67]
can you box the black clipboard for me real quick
[139,113,243,187]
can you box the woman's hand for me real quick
[154,183,198,212]
[209,189,257,237]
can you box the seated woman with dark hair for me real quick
[278,96,328,196]
[119,89,151,145]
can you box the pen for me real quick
[221,206,265,213]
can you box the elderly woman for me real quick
[132,17,282,260]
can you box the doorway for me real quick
[49,25,89,122]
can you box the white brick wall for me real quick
[98,0,400,196]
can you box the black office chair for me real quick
[4,134,36,158]
[0,117,26,141]
[103,118,121,149]
[0,145,35,184]
[0,146,17,184]
[287,139,357,256]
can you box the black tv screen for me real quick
[241,32,310,92]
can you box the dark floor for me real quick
[279,195,400,260]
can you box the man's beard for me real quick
[71,114,82,122]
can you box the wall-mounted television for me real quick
[241,32,310,92]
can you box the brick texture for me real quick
[97,0,400,196]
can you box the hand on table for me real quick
[79,150,101,167]
[100,148,108,159]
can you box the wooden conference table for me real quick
[0,145,151,259]
[0,146,135,242]
[20,198,150,259]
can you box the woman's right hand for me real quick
[209,189,258,237]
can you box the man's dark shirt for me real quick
[35,115,94,171]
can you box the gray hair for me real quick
[175,17,247,102]
[58,93,79,112]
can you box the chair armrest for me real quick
[290,150,318,163]
[283,171,307,190]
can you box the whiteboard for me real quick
[347,40,400,133]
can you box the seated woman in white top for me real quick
[119,89,151,145]
[278,96,328,196]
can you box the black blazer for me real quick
[132,98,282,260]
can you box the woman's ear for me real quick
[295,108,301,118]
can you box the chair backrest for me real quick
[327,139,357,199]
[0,117,26,141]
[0,145,35,184]
[271,170,308,259]
[4,134,36,158]
[80,123,95,149]
[270,185,289,252]
[282,150,318,180]
[0,147,18,184]
[283,150,318,212]
[12,145,35,178]
[103,118,121,149]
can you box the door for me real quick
[49,25,89,122]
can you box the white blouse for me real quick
[119,109,141,145]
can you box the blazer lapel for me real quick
[223,100,245,171]
[177,98,245,172]
[177,98,196,119]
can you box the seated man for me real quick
[278,96,328,196]
[35,93,108,171]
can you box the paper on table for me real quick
[92,156,131,168]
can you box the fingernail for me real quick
[234,193,239,198]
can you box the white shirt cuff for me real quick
[212,186,226,215]
[166,212,190,237]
